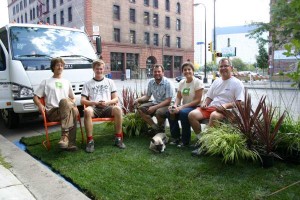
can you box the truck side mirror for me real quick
[96,36,102,55]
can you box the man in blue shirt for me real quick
[134,64,174,134]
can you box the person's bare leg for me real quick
[208,111,224,127]
[83,107,95,138]
[188,109,205,135]
[111,106,123,133]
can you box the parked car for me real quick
[175,73,202,82]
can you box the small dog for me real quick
[149,133,169,153]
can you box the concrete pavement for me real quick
[0,134,90,200]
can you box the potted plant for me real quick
[276,117,300,163]
[254,99,286,168]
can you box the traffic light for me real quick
[208,42,212,52]
[215,52,222,57]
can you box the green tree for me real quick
[248,0,300,87]
[231,58,246,71]
[256,43,269,74]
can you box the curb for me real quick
[0,135,90,200]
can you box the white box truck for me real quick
[0,23,100,128]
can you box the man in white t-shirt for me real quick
[33,57,79,151]
[188,58,244,155]
[81,60,125,153]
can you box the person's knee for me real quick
[84,108,93,118]
[59,98,68,107]
[112,106,122,116]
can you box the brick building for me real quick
[7,0,195,79]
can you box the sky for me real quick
[0,0,270,28]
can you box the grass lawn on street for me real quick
[21,124,300,200]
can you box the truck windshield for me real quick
[10,26,97,61]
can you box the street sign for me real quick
[221,47,236,57]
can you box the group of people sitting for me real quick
[33,57,244,155]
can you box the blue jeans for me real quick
[167,107,195,145]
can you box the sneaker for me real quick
[177,142,189,148]
[115,137,126,149]
[191,148,205,157]
[58,134,69,149]
[66,145,78,152]
[169,138,180,145]
[86,140,95,153]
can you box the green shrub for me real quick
[199,123,259,164]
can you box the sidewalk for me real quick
[0,135,90,200]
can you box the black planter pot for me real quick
[260,154,274,168]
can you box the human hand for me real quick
[147,106,155,114]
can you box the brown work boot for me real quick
[65,145,78,151]
[58,133,69,149]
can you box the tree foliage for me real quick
[248,0,300,86]
[231,58,246,71]
[256,43,269,71]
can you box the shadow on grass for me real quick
[21,123,300,200]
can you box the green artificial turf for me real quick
[21,124,300,200]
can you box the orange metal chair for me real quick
[39,97,84,150]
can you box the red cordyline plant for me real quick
[254,100,286,156]
[218,90,264,148]
[121,87,139,114]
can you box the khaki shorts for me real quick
[138,102,168,118]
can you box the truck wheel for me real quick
[0,109,19,129]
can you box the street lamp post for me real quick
[162,34,169,66]
[194,3,208,83]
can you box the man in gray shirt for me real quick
[134,64,174,134]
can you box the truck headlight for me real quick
[12,84,34,99]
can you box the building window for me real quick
[129,0,135,3]
[25,13,27,23]
[30,9,32,20]
[46,0,49,12]
[20,1,23,10]
[176,3,181,14]
[144,12,150,25]
[33,7,35,19]
[165,35,170,47]
[165,16,170,29]
[68,7,72,22]
[114,28,121,42]
[130,30,136,44]
[174,56,182,69]
[36,5,39,17]
[46,17,50,23]
[176,37,181,48]
[153,0,158,8]
[113,5,120,20]
[153,13,159,27]
[111,52,124,71]
[129,8,136,23]
[24,0,27,8]
[126,53,139,73]
[165,0,170,11]
[153,33,159,46]
[53,14,56,24]
[144,32,150,45]
[163,55,172,70]
[60,10,64,25]
[17,17,19,23]
[16,4,19,13]
[53,0,56,8]
[60,0,63,5]
[13,7,15,15]
[21,15,23,23]
[176,19,181,31]
[144,0,149,6]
